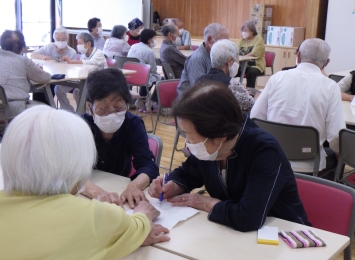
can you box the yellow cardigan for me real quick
[0,191,151,259]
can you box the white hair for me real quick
[211,39,239,68]
[203,23,229,42]
[53,27,69,41]
[299,38,331,68]
[1,106,97,195]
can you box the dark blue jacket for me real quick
[82,112,159,182]
[169,116,311,232]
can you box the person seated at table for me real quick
[0,105,169,259]
[171,18,192,50]
[88,17,105,50]
[251,38,345,178]
[81,68,160,208]
[177,23,229,96]
[58,32,107,113]
[195,39,255,110]
[31,27,77,106]
[127,18,144,46]
[148,81,311,232]
[160,24,186,78]
[338,71,355,102]
[0,30,51,118]
[128,29,162,112]
[237,21,265,88]
[103,25,131,59]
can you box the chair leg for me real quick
[153,106,161,134]
[169,129,180,173]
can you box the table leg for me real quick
[76,80,87,115]
[239,60,248,84]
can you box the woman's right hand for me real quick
[134,201,160,222]
[148,176,181,199]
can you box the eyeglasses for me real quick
[92,105,127,117]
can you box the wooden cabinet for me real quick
[265,46,298,73]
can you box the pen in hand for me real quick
[159,172,169,205]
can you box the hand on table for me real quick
[141,224,170,246]
[81,181,122,206]
[121,183,148,209]
[148,176,184,200]
[61,56,72,63]
[134,200,160,221]
[168,193,220,212]
[42,55,51,60]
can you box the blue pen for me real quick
[159,172,169,204]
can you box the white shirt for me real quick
[103,37,131,59]
[250,63,346,172]
[81,47,107,69]
[34,43,77,60]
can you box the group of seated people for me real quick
[0,16,352,258]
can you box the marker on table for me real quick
[159,172,169,204]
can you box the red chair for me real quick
[123,61,153,132]
[153,79,180,134]
[106,58,116,68]
[264,51,275,75]
[295,173,355,260]
[129,134,163,176]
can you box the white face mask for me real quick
[124,34,129,41]
[137,28,144,35]
[97,27,103,35]
[150,39,157,48]
[179,28,184,34]
[241,32,249,39]
[185,138,222,161]
[55,41,67,49]
[229,62,239,77]
[94,110,126,133]
[77,44,87,55]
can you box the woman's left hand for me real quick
[168,193,220,212]
[121,184,149,209]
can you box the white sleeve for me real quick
[250,77,272,120]
[338,73,352,94]
[82,49,106,67]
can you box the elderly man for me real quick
[160,24,186,79]
[196,39,255,110]
[172,18,191,50]
[251,38,346,177]
[177,23,229,95]
[58,32,107,113]
[31,27,77,105]
[88,17,105,50]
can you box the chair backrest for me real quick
[191,45,199,51]
[295,173,355,260]
[162,63,176,79]
[252,118,320,174]
[156,79,180,109]
[335,129,355,181]
[114,56,140,69]
[0,85,9,110]
[264,51,275,75]
[123,61,150,87]
[129,134,163,176]
[106,58,116,68]
[329,74,345,83]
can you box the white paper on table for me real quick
[127,199,199,230]
[351,97,355,107]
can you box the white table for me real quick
[122,247,187,260]
[342,100,355,126]
[31,60,136,114]
[89,170,349,260]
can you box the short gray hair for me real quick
[161,24,178,36]
[203,23,229,42]
[1,106,97,195]
[211,39,239,68]
[240,21,257,36]
[111,25,127,39]
[299,38,331,68]
[53,27,69,41]
[76,32,94,47]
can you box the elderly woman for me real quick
[81,68,159,208]
[0,105,169,258]
[0,30,51,118]
[196,39,255,110]
[148,81,310,232]
[103,25,131,58]
[58,32,107,113]
[128,29,162,112]
[127,17,144,46]
[237,21,266,88]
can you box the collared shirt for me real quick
[80,47,107,69]
[251,62,346,172]
[338,73,353,94]
[175,30,192,49]
[177,43,211,95]
[103,37,131,59]
[92,34,106,50]
[127,42,161,86]
[33,43,77,60]
[169,116,310,231]
[160,40,186,78]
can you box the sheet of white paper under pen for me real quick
[126,199,200,230]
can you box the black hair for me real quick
[87,17,101,32]
[171,80,243,141]
[161,24,177,37]
[139,29,156,44]
[86,68,131,105]
[111,25,127,39]
[0,30,26,54]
